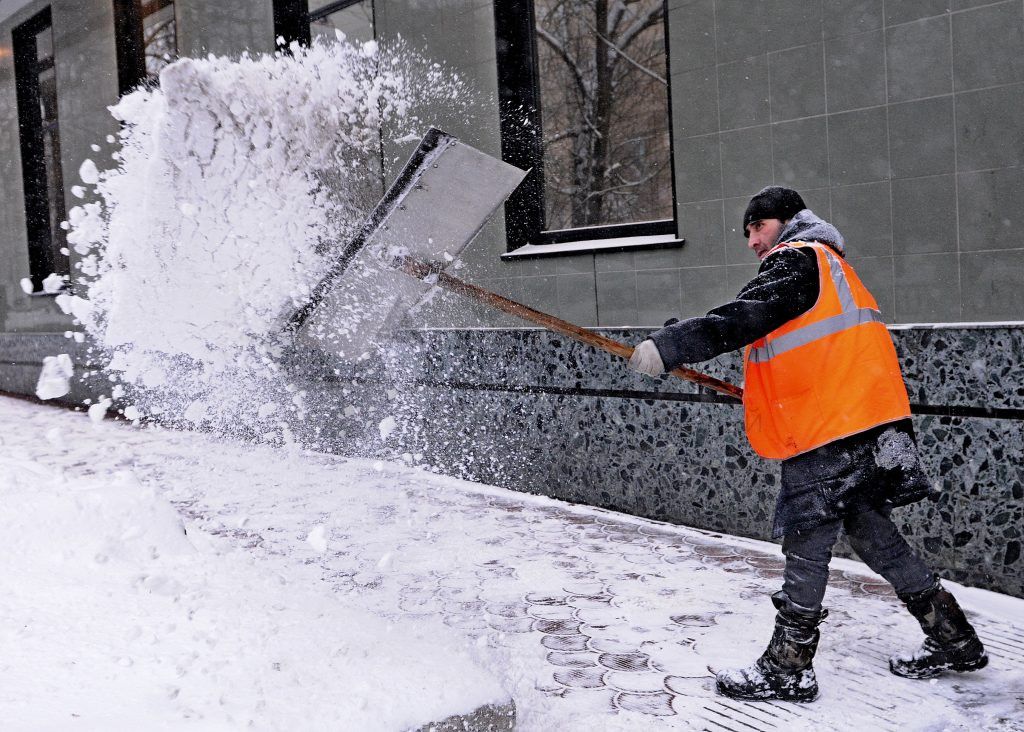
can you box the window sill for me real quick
[501,234,684,260]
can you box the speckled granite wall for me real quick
[3,325,1022,598]
[319,324,1024,599]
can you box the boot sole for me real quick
[889,653,989,680]
[715,681,818,703]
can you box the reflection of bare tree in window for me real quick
[310,1,375,46]
[141,0,177,79]
[535,0,672,230]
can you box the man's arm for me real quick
[648,247,819,370]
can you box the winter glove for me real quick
[628,339,664,377]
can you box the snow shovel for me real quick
[390,255,743,401]
[285,128,742,402]
[284,127,525,361]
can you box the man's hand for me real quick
[628,339,664,377]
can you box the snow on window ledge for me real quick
[501,234,683,259]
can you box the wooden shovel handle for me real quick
[393,256,744,402]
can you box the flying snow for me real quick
[59,36,472,444]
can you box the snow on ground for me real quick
[0,398,504,731]
[1,395,1023,731]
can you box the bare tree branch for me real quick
[582,17,667,86]
[544,127,582,146]
[536,24,592,102]
[619,6,663,52]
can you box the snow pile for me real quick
[0,439,507,729]
[62,35,470,442]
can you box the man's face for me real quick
[745,218,787,260]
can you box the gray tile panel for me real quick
[822,0,884,38]
[830,181,893,258]
[824,29,887,112]
[633,246,685,271]
[765,0,823,53]
[798,187,832,221]
[555,273,599,327]
[769,42,825,121]
[888,96,956,179]
[596,270,639,326]
[772,116,829,188]
[667,0,717,73]
[679,265,729,317]
[677,200,728,267]
[884,0,952,27]
[724,261,761,295]
[961,249,1024,321]
[670,66,719,137]
[553,253,595,276]
[952,1,1024,91]
[635,268,682,326]
[722,194,752,251]
[673,132,722,203]
[720,125,772,199]
[594,251,636,273]
[713,0,766,64]
[956,167,1024,252]
[846,255,894,319]
[827,106,890,185]
[892,175,958,255]
[717,55,770,130]
[955,83,1024,172]
[894,253,963,323]
[886,16,953,103]
[521,275,558,317]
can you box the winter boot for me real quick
[889,578,988,679]
[715,592,827,703]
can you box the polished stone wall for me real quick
[306,323,1024,599]
[3,318,1022,598]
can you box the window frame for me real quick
[112,0,179,94]
[274,0,375,49]
[493,0,679,253]
[13,6,69,294]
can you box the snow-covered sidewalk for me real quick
[1,395,1022,731]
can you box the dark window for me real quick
[113,0,178,94]
[274,0,374,48]
[13,7,69,292]
[495,0,676,249]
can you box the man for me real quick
[627,186,987,702]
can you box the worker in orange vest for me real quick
[628,186,987,702]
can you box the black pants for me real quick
[780,508,934,613]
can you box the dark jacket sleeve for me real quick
[649,247,820,369]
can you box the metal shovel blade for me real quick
[287,128,527,364]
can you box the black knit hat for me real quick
[743,186,806,236]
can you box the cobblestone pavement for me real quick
[4,396,1023,730]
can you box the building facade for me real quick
[1,0,1022,595]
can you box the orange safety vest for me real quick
[743,241,911,459]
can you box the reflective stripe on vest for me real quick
[747,247,880,363]
[747,307,883,362]
[742,241,911,460]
